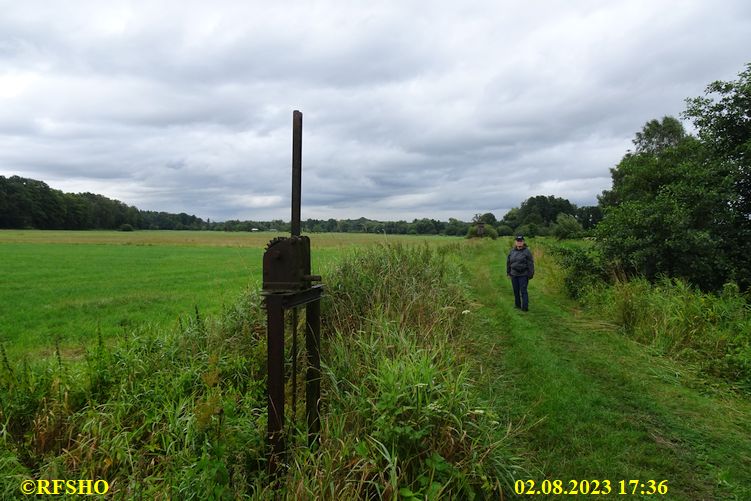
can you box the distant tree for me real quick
[496,224,514,236]
[552,213,583,240]
[500,207,522,229]
[413,218,439,234]
[445,218,470,236]
[518,195,576,226]
[473,212,497,225]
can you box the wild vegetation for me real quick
[596,64,751,291]
[552,243,751,392]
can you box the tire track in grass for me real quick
[462,241,751,500]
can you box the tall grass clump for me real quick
[324,243,469,339]
[548,242,751,391]
[0,291,270,499]
[583,279,751,389]
[271,243,523,499]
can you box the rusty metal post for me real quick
[305,299,321,447]
[291,110,302,237]
[266,294,285,471]
[262,109,323,476]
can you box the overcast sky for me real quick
[1,1,749,222]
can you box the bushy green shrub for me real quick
[549,244,609,299]
[552,213,583,240]
[496,224,514,236]
[465,225,498,239]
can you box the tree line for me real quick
[0,174,600,237]
[0,176,205,231]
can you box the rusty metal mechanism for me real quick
[263,236,321,291]
[262,110,323,475]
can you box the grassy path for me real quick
[463,241,751,500]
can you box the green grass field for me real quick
[0,230,458,357]
[2,231,749,499]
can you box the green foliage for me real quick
[496,223,514,236]
[633,116,687,155]
[684,62,751,289]
[596,64,751,291]
[473,212,497,225]
[549,244,609,299]
[552,213,583,240]
[466,224,498,239]
[581,278,751,390]
[118,223,134,232]
[596,114,741,290]
[514,195,577,226]
[574,205,603,230]
[500,195,588,237]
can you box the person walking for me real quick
[506,235,534,311]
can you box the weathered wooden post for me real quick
[261,110,323,474]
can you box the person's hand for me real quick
[529,275,534,280]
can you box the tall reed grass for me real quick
[582,279,751,388]
[286,243,523,499]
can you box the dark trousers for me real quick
[511,275,529,310]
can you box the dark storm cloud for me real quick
[1,0,750,221]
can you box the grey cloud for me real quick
[1,1,750,222]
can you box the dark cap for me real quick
[515,235,524,241]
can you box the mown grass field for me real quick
[0,230,458,357]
